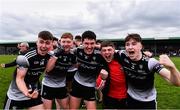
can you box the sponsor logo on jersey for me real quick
[31,71,42,75]
[131,63,136,69]
[34,61,39,64]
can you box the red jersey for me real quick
[108,60,127,99]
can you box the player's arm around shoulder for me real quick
[158,54,180,86]
[46,48,62,73]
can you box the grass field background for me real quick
[0,55,180,109]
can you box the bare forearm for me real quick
[169,67,180,86]
[159,54,180,86]
[16,78,29,96]
[46,57,56,73]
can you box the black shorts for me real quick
[3,95,43,109]
[41,84,68,100]
[70,80,96,101]
[66,71,76,81]
[103,95,127,109]
[127,94,156,109]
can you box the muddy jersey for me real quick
[42,49,76,88]
[118,50,164,101]
[74,47,106,87]
[7,48,50,100]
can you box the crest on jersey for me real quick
[124,58,129,64]
[40,59,45,65]
[79,52,83,56]
[139,64,143,69]
[63,56,67,62]
[93,56,96,61]
[85,55,88,59]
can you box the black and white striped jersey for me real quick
[7,48,50,100]
[42,50,76,88]
[118,50,164,101]
[74,47,106,87]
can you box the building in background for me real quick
[0,37,180,56]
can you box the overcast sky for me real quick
[1,0,180,42]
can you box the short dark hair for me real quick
[82,30,96,42]
[101,41,115,50]
[38,31,53,40]
[96,40,102,44]
[53,36,58,41]
[61,32,73,40]
[125,33,142,43]
[75,35,82,41]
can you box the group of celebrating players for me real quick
[2,30,180,110]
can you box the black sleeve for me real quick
[99,54,109,72]
[4,60,17,68]
[54,46,65,57]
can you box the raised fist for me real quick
[53,44,64,57]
